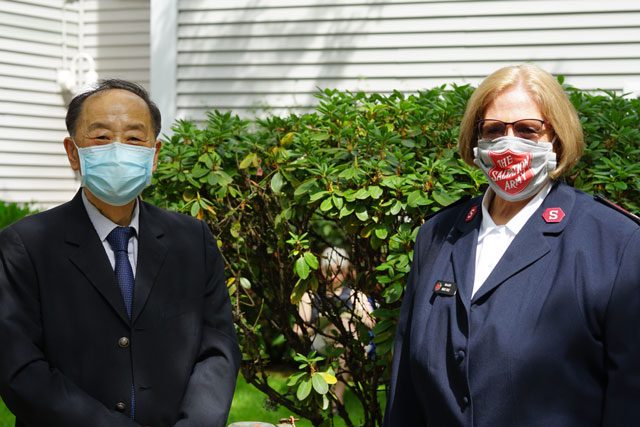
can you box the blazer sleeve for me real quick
[0,227,139,427]
[601,227,640,426]
[172,221,241,427]
[383,225,429,426]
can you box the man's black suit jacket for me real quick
[0,190,241,427]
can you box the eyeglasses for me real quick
[477,118,549,141]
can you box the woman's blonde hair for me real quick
[458,63,584,178]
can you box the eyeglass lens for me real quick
[478,119,545,140]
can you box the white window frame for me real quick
[150,0,177,138]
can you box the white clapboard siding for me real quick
[0,139,68,154]
[0,0,150,208]
[0,0,77,208]
[175,0,640,120]
[82,0,150,87]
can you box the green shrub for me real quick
[0,201,35,230]
[565,84,640,212]
[145,84,638,426]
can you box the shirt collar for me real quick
[81,190,140,241]
[479,182,552,240]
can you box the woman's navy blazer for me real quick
[384,181,640,427]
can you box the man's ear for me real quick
[152,140,162,172]
[63,137,80,172]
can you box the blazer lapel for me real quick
[472,182,575,302]
[450,198,483,310]
[131,202,168,323]
[65,190,130,325]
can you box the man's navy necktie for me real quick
[106,226,135,317]
[106,226,136,419]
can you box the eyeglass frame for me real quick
[476,118,552,141]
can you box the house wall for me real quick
[3,0,640,207]
[0,0,150,208]
[173,0,640,122]
[0,0,77,207]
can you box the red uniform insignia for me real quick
[465,205,479,222]
[487,149,534,196]
[542,207,565,223]
[434,282,442,292]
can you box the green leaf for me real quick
[270,172,284,194]
[389,200,403,215]
[355,206,369,222]
[304,252,319,270]
[271,333,286,347]
[230,222,241,238]
[239,277,251,289]
[369,185,383,199]
[332,196,344,210]
[432,190,458,207]
[295,179,320,197]
[354,188,369,200]
[296,378,312,400]
[287,371,307,386]
[309,190,330,202]
[295,256,311,279]
[198,153,214,168]
[311,132,330,141]
[191,164,209,178]
[239,152,257,169]
[208,170,233,187]
[338,167,359,180]
[311,372,329,395]
[339,205,354,218]
[407,190,429,207]
[189,202,200,217]
[614,181,628,190]
[374,226,389,239]
[319,372,338,385]
[322,394,330,410]
[320,197,333,212]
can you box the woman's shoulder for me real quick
[416,194,482,242]
[570,185,639,232]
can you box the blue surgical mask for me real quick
[75,141,156,206]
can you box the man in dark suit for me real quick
[0,79,240,426]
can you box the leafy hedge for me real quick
[145,84,639,426]
[0,201,35,230]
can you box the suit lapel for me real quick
[450,198,483,310]
[131,202,168,323]
[65,190,130,325]
[472,182,575,302]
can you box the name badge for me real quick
[434,280,457,296]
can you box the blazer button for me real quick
[461,396,470,411]
[118,337,130,348]
[115,401,127,412]
[455,349,466,362]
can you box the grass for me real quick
[0,373,374,426]
[229,372,371,426]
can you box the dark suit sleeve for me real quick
[383,226,428,426]
[601,228,640,426]
[0,227,139,427]
[173,221,240,427]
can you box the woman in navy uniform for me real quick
[384,64,640,426]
